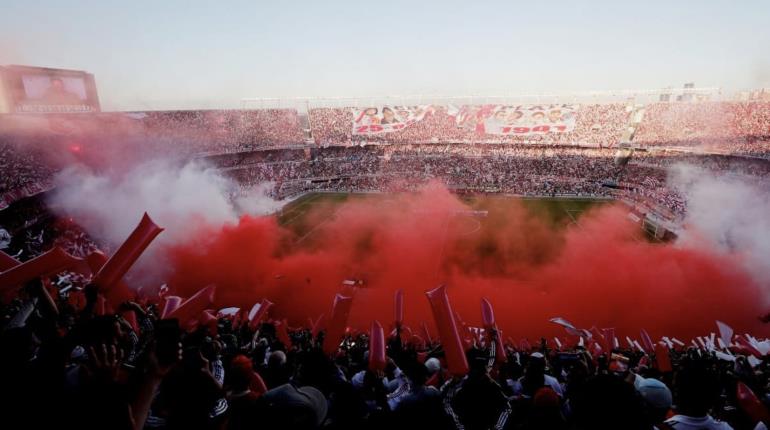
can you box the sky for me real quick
[1,0,769,111]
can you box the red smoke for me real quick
[164,183,765,340]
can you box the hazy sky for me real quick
[2,0,769,111]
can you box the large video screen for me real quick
[1,66,100,113]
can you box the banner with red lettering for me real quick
[453,104,578,135]
[352,105,433,135]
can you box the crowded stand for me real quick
[0,137,57,209]
[2,99,770,227]
[633,102,770,158]
[309,104,631,146]
[218,145,622,200]
[2,263,770,429]
[141,109,305,154]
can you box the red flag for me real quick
[248,299,274,330]
[322,294,353,355]
[480,298,495,329]
[92,213,163,292]
[640,329,655,354]
[734,335,763,357]
[549,317,583,337]
[654,342,672,372]
[394,290,404,326]
[737,382,770,425]
[276,319,291,348]
[161,296,183,319]
[716,320,734,348]
[368,321,386,371]
[425,285,468,376]
[200,310,218,335]
[166,285,216,326]
[421,321,433,345]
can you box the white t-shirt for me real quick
[663,414,733,430]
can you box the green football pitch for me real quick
[277,192,613,241]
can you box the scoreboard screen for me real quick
[0,65,100,114]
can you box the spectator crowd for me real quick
[1,100,770,220]
[633,102,770,158]
[2,272,770,430]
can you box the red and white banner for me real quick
[352,105,433,135]
[452,104,578,135]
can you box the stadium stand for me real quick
[3,98,770,430]
[1,99,770,217]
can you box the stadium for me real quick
[2,3,770,429]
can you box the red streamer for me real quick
[0,247,82,293]
[86,251,133,307]
[369,320,387,371]
[200,310,218,335]
[0,250,20,271]
[654,342,672,372]
[481,297,495,329]
[322,294,353,355]
[737,382,770,426]
[92,213,163,292]
[394,289,404,326]
[276,319,291,348]
[640,329,655,354]
[425,285,469,376]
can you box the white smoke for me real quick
[671,164,770,285]
[48,159,282,282]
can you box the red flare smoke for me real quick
[163,185,764,340]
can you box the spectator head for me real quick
[466,347,490,375]
[634,374,672,422]
[262,383,327,430]
[269,350,287,367]
[571,373,648,430]
[534,386,561,410]
[672,360,720,418]
[229,354,254,392]
[424,357,441,375]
